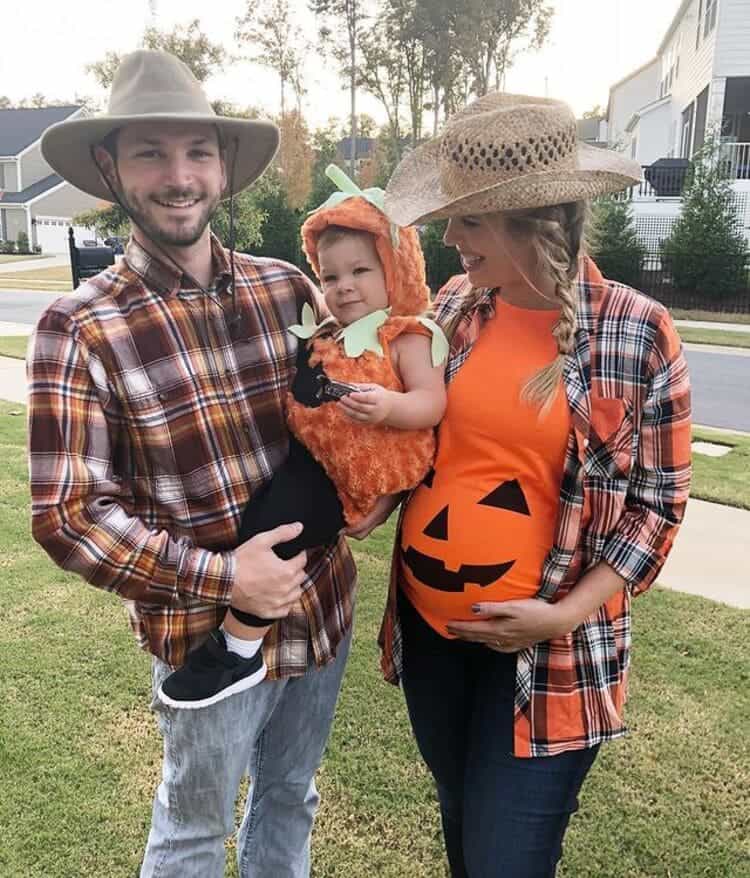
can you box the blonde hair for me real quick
[443,201,587,415]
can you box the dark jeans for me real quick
[398,590,599,878]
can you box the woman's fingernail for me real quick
[471,605,482,614]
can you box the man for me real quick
[30,50,356,877]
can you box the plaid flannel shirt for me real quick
[28,235,356,676]
[379,257,692,756]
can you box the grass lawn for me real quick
[670,308,750,325]
[691,426,750,510]
[678,326,750,348]
[1,399,748,877]
[0,265,72,292]
[0,254,47,264]
[0,336,29,359]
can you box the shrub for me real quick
[662,135,749,298]
[419,220,462,295]
[16,231,30,254]
[587,197,645,288]
[0,240,15,255]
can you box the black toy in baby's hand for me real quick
[316,375,360,402]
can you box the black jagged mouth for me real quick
[401,545,515,593]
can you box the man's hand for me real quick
[338,383,394,425]
[344,492,403,540]
[231,522,308,619]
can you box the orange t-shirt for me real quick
[400,299,572,637]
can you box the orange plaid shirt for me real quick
[28,236,356,675]
[379,257,692,756]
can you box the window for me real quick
[681,102,695,158]
[704,0,717,38]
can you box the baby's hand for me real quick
[338,383,394,425]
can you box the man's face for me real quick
[98,121,227,248]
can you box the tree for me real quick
[212,189,267,253]
[0,96,11,109]
[305,122,341,212]
[582,104,605,120]
[87,20,225,89]
[246,169,303,266]
[662,135,749,299]
[460,0,553,96]
[235,0,307,119]
[587,197,645,289]
[275,112,314,209]
[72,204,129,239]
[356,20,406,151]
[312,0,365,176]
[419,220,462,292]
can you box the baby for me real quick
[158,166,447,709]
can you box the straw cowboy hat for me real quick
[384,92,642,227]
[41,49,279,202]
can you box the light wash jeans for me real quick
[140,626,352,878]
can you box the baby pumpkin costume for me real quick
[286,167,447,527]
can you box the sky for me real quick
[2,0,680,129]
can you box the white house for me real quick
[0,106,103,254]
[608,0,750,173]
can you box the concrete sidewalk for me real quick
[1,357,746,611]
[675,319,750,333]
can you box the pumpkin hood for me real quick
[301,192,430,318]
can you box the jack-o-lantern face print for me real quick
[401,470,531,593]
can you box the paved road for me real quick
[3,291,750,431]
[684,346,750,432]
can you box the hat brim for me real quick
[384,138,643,227]
[41,113,279,203]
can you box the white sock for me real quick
[220,624,264,659]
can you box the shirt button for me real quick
[583,438,590,448]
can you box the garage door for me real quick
[34,216,99,255]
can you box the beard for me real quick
[119,184,221,248]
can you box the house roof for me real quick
[336,136,375,160]
[0,173,64,204]
[0,106,81,156]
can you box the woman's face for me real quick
[443,212,534,289]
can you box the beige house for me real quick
[0,106,103,254]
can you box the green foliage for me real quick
[662,136,749,298]
[15,231,30,254]
[419,220,462,294]
[212,188,267,253]
[305,123,341,212]
[72,204,129,239]
[587,197,645,288]
[243,170,303,266]
[0,240,15,254]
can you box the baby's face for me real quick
[318,234,388,325]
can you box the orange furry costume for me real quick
[286,180,443,526]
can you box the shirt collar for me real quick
[124,232,233,297]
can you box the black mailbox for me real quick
[68,227,115,288]
[643,158,690,197]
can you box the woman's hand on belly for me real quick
[445,598,572,653]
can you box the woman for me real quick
[354,93,692,877]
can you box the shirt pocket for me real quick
[582,396,634,481]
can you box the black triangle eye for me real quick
[423,505,448,540]
[478,480,530,516]
[422,468,435,488]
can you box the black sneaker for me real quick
[157,630,267,710]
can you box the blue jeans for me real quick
[398,591,598,878]
[140,626,352,878]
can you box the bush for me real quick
[419,220,462,295]
[0,240,15,255]
[662,135,749,298]
[587,197,645,288]
[16,231,30,254]
[33,244,42,254]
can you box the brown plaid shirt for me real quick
[379,257,692,756]
[28,235,356,675]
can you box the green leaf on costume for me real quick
[338,308,389,358]
[417,317,450,367]
[288,302,335,339]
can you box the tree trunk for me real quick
[349,0,357,177]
